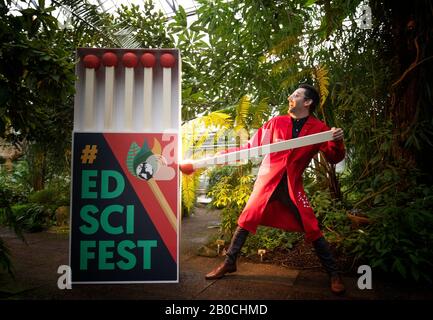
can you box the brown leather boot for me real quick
[330,274,346,295]
[205,262,237,280]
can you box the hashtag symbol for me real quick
[81,145,98,164]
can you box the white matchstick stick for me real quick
[180,130,334,174]
[83,54,100,131]
[102,52,118,130]
[122,52,138,130]
[160,53,175,129]
[140,53,156,130]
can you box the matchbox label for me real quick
[70,132,178,283]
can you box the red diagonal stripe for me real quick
[103,133,178,262]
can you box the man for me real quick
[205,84,346,295]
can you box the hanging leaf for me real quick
[126,142,140,176]
[251,98,270,129]
[269,35,300,56]
[234,95,251,132]
[182,171,201,215]
[313,64,330,117]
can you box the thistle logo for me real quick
[126,137,177,232]
[126,138,174,181]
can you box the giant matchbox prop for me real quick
[70,48,180,283]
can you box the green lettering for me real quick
[81,170,98,199]
[137,240,157,270]
[101,170,125,199]
[117,240,136,270]
[126,205,134,234]
[99,240,115,270]
[80,241,96,270]
[79,205,99,235]
[101,205,123,235]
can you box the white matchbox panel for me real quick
[74,48,180,132]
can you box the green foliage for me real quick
[344,184,433,283]
[207,168,254,235]
[206,166,237,198]
[0,235,13,276]
[0,160,32,204]
[114,1,173,48]
[243,227,302,255]
[28,189,54,204]
[182,172,201,217]
[181,110,233,216]
[12,203,53,233]
[0,179,24,277]
[0,0,432,286]
[28,188,60,206]
[0,2,76,145]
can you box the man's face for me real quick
[288,88,310,114]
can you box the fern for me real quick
[280,69,312,89]
[54,0,141,48]
[313,64,330,117]
[234,95,251,132]
[182,172,200,215]
[251,98,270,129]
[271,55,301,75]
[200,111,232,129]
[269,35,300,56]
[181,111,234,215]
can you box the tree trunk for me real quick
[377,0,433,180]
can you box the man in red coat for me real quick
[205,84,346,295]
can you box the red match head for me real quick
[83,54,100,69]
[179,163,195,175]
[102,52,118,67]
[122,52,138,68]
[140,53,156,68]
[160,53,176,68]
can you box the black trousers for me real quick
[225,173,340,275]
[268,173,303,228]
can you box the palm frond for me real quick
[313,64,330,117]
[53,0,140,48]
[182,172,200,215]
[182,111,232,159]
[271,55,301,75]
[200,111,232,129]
[251,98,270,129]
[234,95,251,131]
[269,36,299,56]
[280,69,312,89]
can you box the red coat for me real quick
[225,115,345,242]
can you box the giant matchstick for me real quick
[102,52,118,129]
[83,54,100,130]
[140,53,156,130]
[132,141,177,231]
[180,130,334,175]
[160,53,176,128]
[122,52,138,130]
[123,52,177,232]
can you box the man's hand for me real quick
[331,127,344,141]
